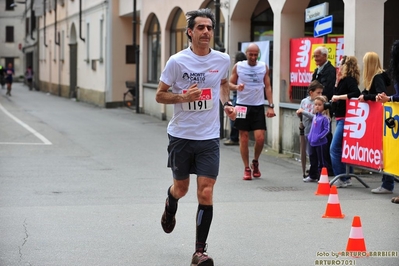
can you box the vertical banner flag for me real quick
[290,38,323,86]
[341,100,383,170]
[327,35,344,67]
[241,41,270,67]
[383,103,399,176]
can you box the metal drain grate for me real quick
[258,186,299,192]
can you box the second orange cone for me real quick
[322,185,345,218]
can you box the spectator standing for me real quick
[311,46,335,176]
[312,46,336,101]
[25,66,34,91]
[376,40,399,203]
[296,80,324,182]
[330,56,361,188]
[307,95,332,181]
[358,52,393,194]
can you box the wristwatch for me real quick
[223,101,233,107]
[269,103,275,108]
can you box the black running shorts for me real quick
[167,135,220,180]
[234,104,267,131]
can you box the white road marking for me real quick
[0,103,52,145]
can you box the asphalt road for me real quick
[1,83,398,266]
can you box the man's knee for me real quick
[198,186,213,202]
[173,181,189,198]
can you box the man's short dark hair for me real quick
[185,8,215,42]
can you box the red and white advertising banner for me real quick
[382,103,399,176]
[341,100,383,170]
[327,35,344,67]
[290,38,323,86]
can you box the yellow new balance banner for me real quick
[382,103,399,176]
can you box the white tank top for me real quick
[236,60,267,106]
[160,47,230,140]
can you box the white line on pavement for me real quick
[0,102,52,145]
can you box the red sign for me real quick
[341,100,383,170]
[290,37,323,86]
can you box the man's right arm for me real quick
[155,81,201,104]
[155,81,186,104]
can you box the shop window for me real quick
[170,9,188,56]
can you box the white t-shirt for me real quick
[236,60,267,106]
[160,47,230,140]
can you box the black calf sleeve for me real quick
[166,186,179,214]
[195,204,213,252]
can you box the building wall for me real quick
[0,1,26,79]
[36,0,138,107]
[28,0,396,156]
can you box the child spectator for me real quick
[296,80,323,182]
[307,95,332,182]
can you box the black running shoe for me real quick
[161,198,176,233]
[191,251,214,266]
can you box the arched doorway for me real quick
[69,23,78,98]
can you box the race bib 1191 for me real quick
[182,88,213,111]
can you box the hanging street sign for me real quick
[305,2,329,23]
[314,15,333,38]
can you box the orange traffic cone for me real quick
[322,185,345,218]
[346,216,367,252]
[315,167,330,195]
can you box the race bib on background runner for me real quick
[235,106,247,119]
[182,88,213,111]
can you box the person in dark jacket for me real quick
[376,40,399,203]
[359,52,394,195]
[330,55,361,188]
[377,40,399,104]
[312,46,337,101]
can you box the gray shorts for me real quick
[167,134,220,180]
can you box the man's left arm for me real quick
[264,66,275,118]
